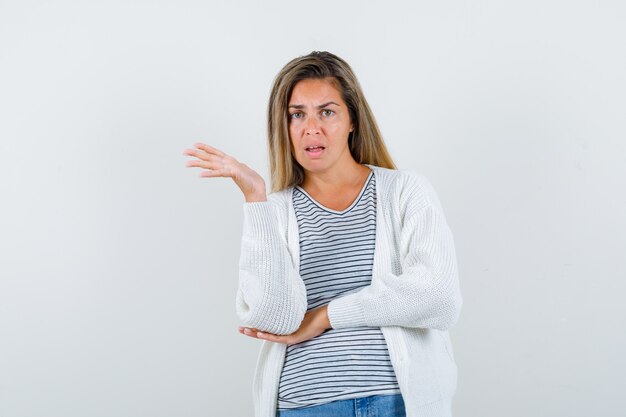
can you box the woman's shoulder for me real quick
[366,164,444,212]
[366,163,435,192]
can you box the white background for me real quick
[1,1,625,416]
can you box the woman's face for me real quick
[288,77,354,176]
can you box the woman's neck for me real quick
[300,162,371,195]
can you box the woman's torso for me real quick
[277,168,401,410]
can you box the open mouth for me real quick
[305,146,325,154]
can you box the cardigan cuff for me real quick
[327,292,368,329]
[242,201,277,240]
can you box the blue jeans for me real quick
[276,393,406,417]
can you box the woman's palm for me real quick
[183,142,266,201]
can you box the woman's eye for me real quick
[290,112,303,119]
[321,109,334,117]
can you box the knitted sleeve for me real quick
[326,173,462,331]
[235,196,308,335]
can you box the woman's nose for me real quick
[305,116,320,135]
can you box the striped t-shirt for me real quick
[277,169,401,410]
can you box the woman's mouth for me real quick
[305,146,325,155]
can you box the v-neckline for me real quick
[295,169,374,214]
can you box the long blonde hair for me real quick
[267,51,396,192]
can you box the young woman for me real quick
[183,51,462,417]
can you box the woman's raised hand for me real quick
[183,142,267,202]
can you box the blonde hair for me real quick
[267,51,397,192]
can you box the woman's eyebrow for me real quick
[288,101,340,109]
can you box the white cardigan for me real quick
[236,164,462,417]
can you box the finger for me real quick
[184,148,217,161]
[186,156,223,169]
[239,327,254,337]
[239,326,260,336]
[238,327,286,343]
[256,330,293,344]
[199,169,227,178]
[243,329,266,340]
[256,332,286,343]
[183,147,202,156]
[194,142,226,157]
[199,164,234,178]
